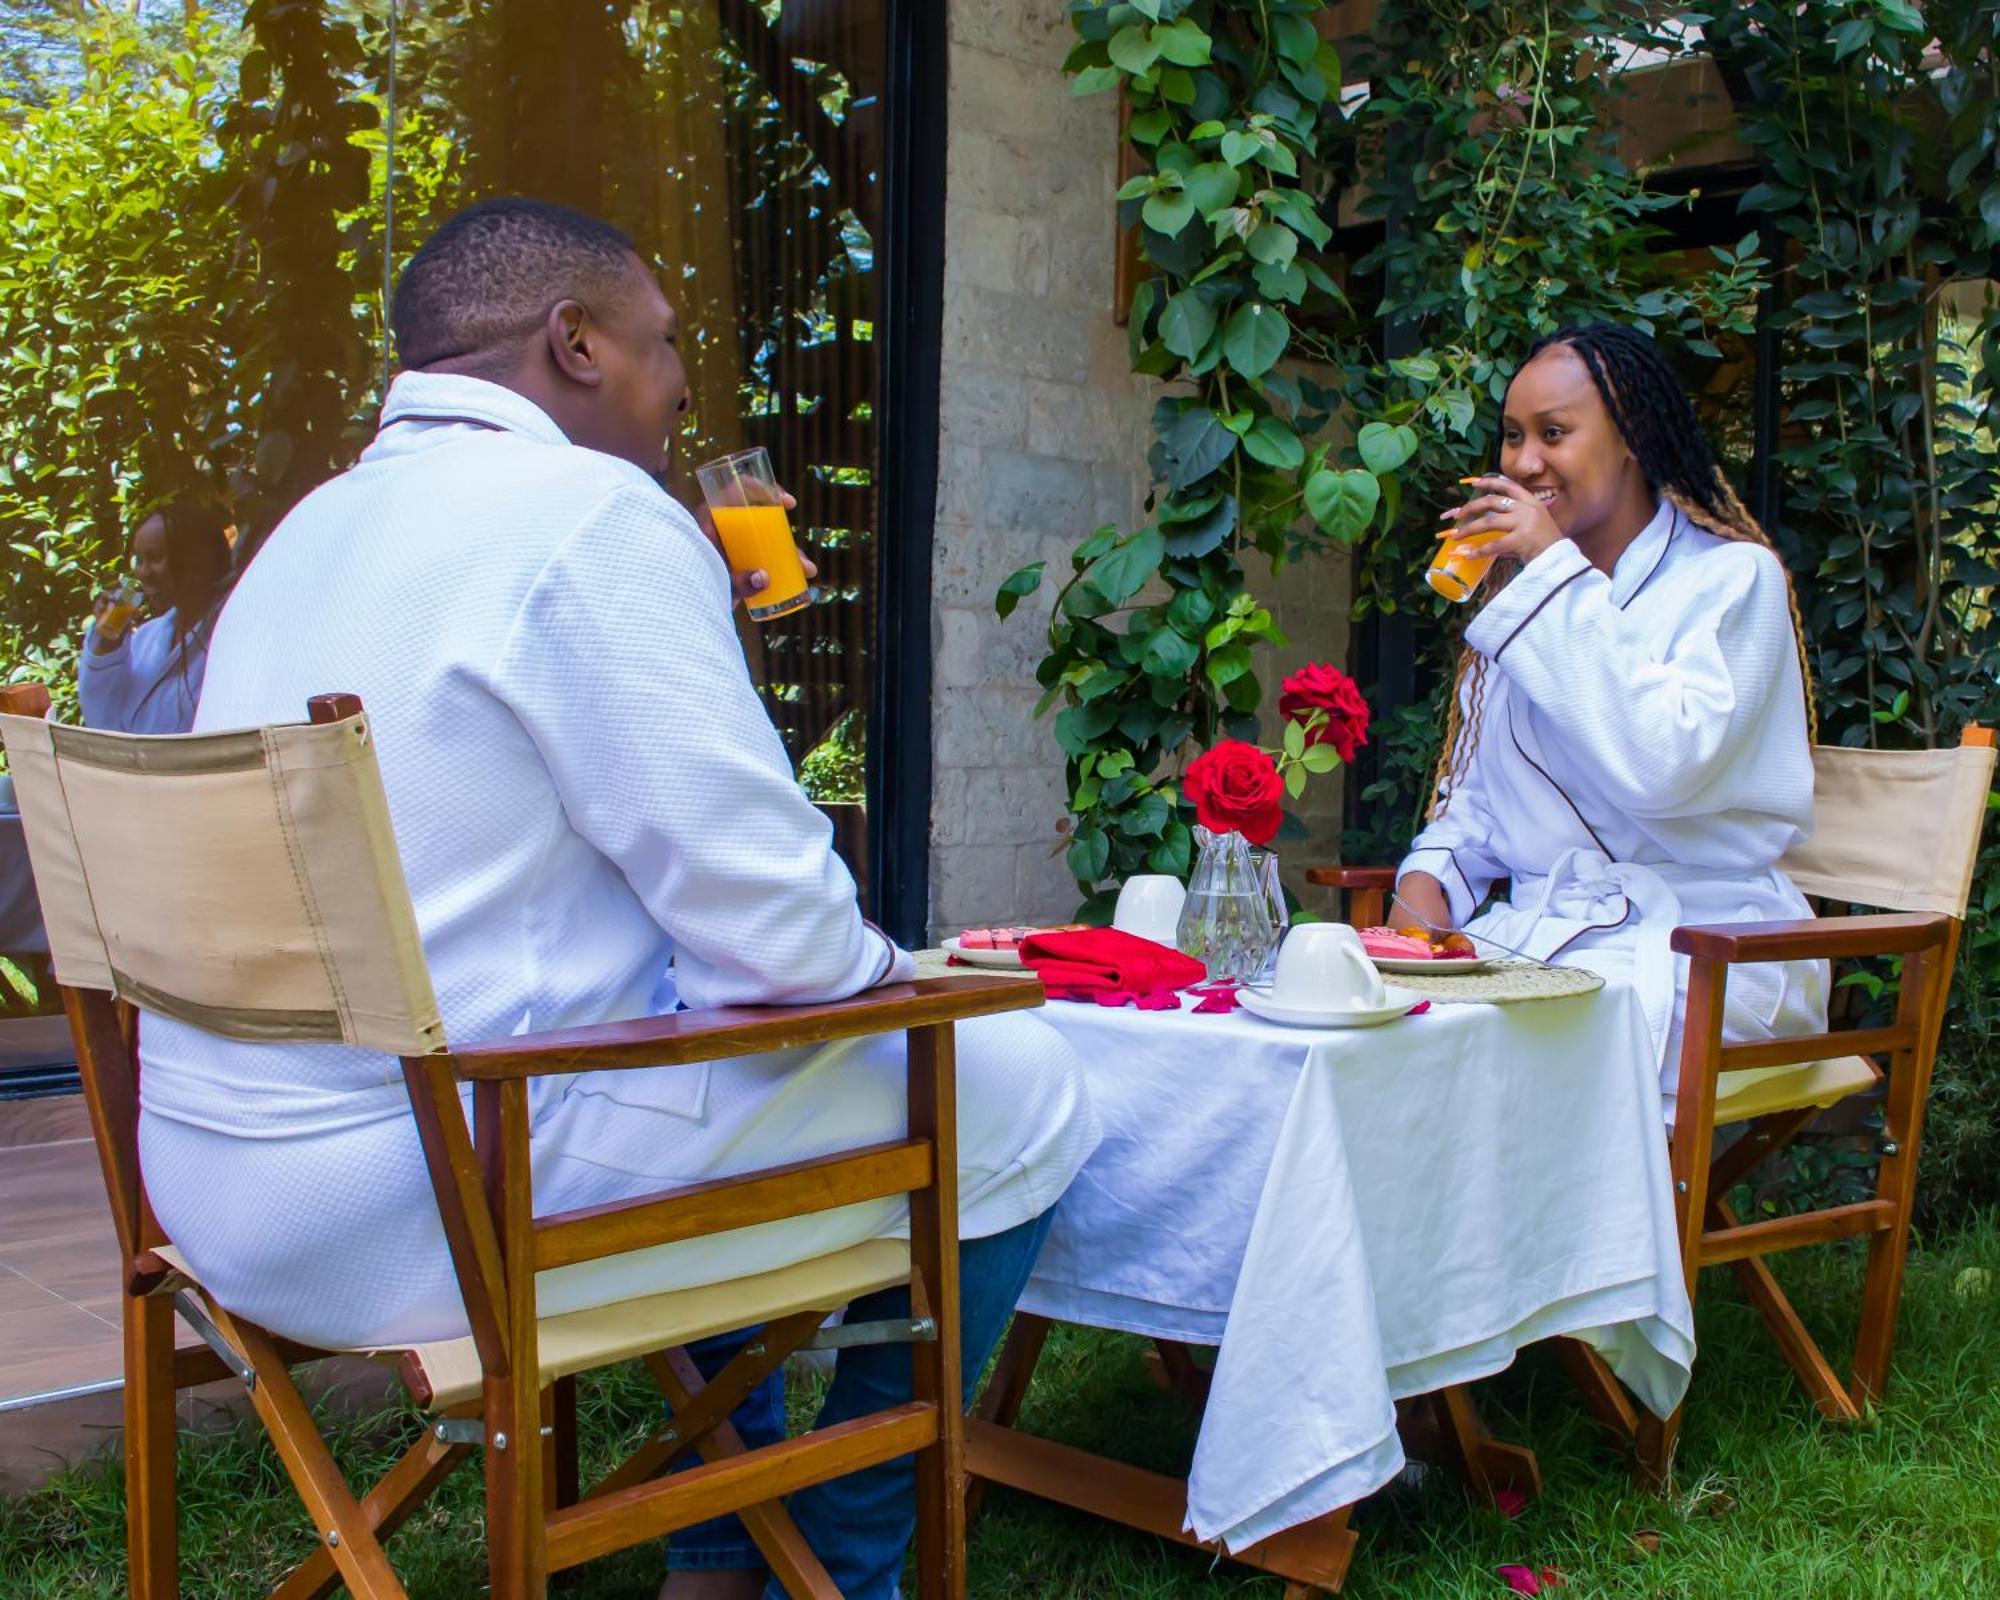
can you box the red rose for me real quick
[1278,663,1372,764]
[1183,739,1284,845]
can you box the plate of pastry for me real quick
[941,924,1087,970]
[1358,925,1499,974]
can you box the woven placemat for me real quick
[914,948,1037,982]
[1386,957,1604,1006]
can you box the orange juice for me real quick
[1426,532,1500,603]
[710,503,811,621]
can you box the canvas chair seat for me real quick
[1712,1054,1881,1127]
[155,1238,911,1411]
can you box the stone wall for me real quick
[929,0,1352,938]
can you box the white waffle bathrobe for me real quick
[137,373,1099,1349]
[1399,501,1829,1120]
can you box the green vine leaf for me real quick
[1243,416,1305,469]
[1085,525,1167,606]
[1071,64,1121,96]
[1356,421,1418,475]
[1143,189,1196,236]
[1304,468,1381,544]
[1160,405,1237,488]
[993,561,1046,618]
[1219,128,1261,167]
[1154,18,1213,67]
[1222,301,1289,377]
[1161,491,1237,557]
[1108,25,1163,74]
[1184,160,1240,217]
[1142,626,1200,678]
[1159,288,1218,358]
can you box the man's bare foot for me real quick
[657,1570,765,1600]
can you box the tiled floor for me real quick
[0,1096,202,1408]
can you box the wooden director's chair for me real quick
[1311,725,1997,1483]
[0,686,1040,1600]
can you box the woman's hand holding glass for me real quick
[1438,473,1566,568]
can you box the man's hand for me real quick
[690,488,818,608]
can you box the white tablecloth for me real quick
[1020,982,1694,1552]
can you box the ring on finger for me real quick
[1497,495,1515,511]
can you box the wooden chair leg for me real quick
[1850,939,1943,1407]
[270,1418,474,1600]
[1706,1198,1859,1423]
[544,1378,579,1512]
[965,1313,1050,1523]
[908,1022,967,1600]
[653,1348,841,1599]
[485,1081,548,1600]
[1552,1336,1639,1456]
[1635,1407,1680,1492]
[124,1290,179,1600]
[201,1302,407,1599]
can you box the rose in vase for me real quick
[1182,739,1284,846]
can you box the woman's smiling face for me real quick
[1498,343,1640,541]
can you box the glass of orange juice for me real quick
[1426,530,1501,604]
[695,446,812,623]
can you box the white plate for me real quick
[1237,985,1424,1029]
[940,936,1025,970]
[1368,953,1497,975]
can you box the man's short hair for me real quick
[391,197,643,371]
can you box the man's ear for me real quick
[544,300,601,388]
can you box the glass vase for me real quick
[1249,847,1290,981]
[1176,826,1277,982]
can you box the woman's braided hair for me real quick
[1427,321,1817,820]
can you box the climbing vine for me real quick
[999,0,1407,918]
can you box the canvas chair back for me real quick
[1779,735,1996,920]
[0,702,443,1056]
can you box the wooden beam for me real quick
[545,1405,936,1571]
[965,1420,1357,1593]
[449,977,1045,1078]
[534,1139,931,1269]
[1700,1199,1898,1265]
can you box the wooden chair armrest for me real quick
[1670,912,1952,965]
[446,975,1045,1080]
[1303,865,1398,890]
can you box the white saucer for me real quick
[1237,985,1423,1029]
[1368,954,1496,975]
[940,936,1025,970]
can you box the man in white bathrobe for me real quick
[135,197,1099,1600]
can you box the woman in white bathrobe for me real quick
[1396,323,1827,1121]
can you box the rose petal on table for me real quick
[1497,1566,1542,1594]
[1493,1487,1528,1520]
[1406,1000,1432,1016]
[1192,984,1242,1014]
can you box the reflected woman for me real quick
[78,499,232,734]
[1396,323,1828,1121]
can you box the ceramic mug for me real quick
[1112,874,1188,947]
[1270,923,1386,1011]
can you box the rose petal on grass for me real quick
[1497,1566,1542,1594]
[1493,1487,1528,1519]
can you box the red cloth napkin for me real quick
[1017,927,1205,1009]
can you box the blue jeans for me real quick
[663,1209,1057,1599]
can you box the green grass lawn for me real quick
[5,1222,1999,1599]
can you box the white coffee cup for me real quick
[1270,923,1386,1011]
[1113,874,1188,946]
